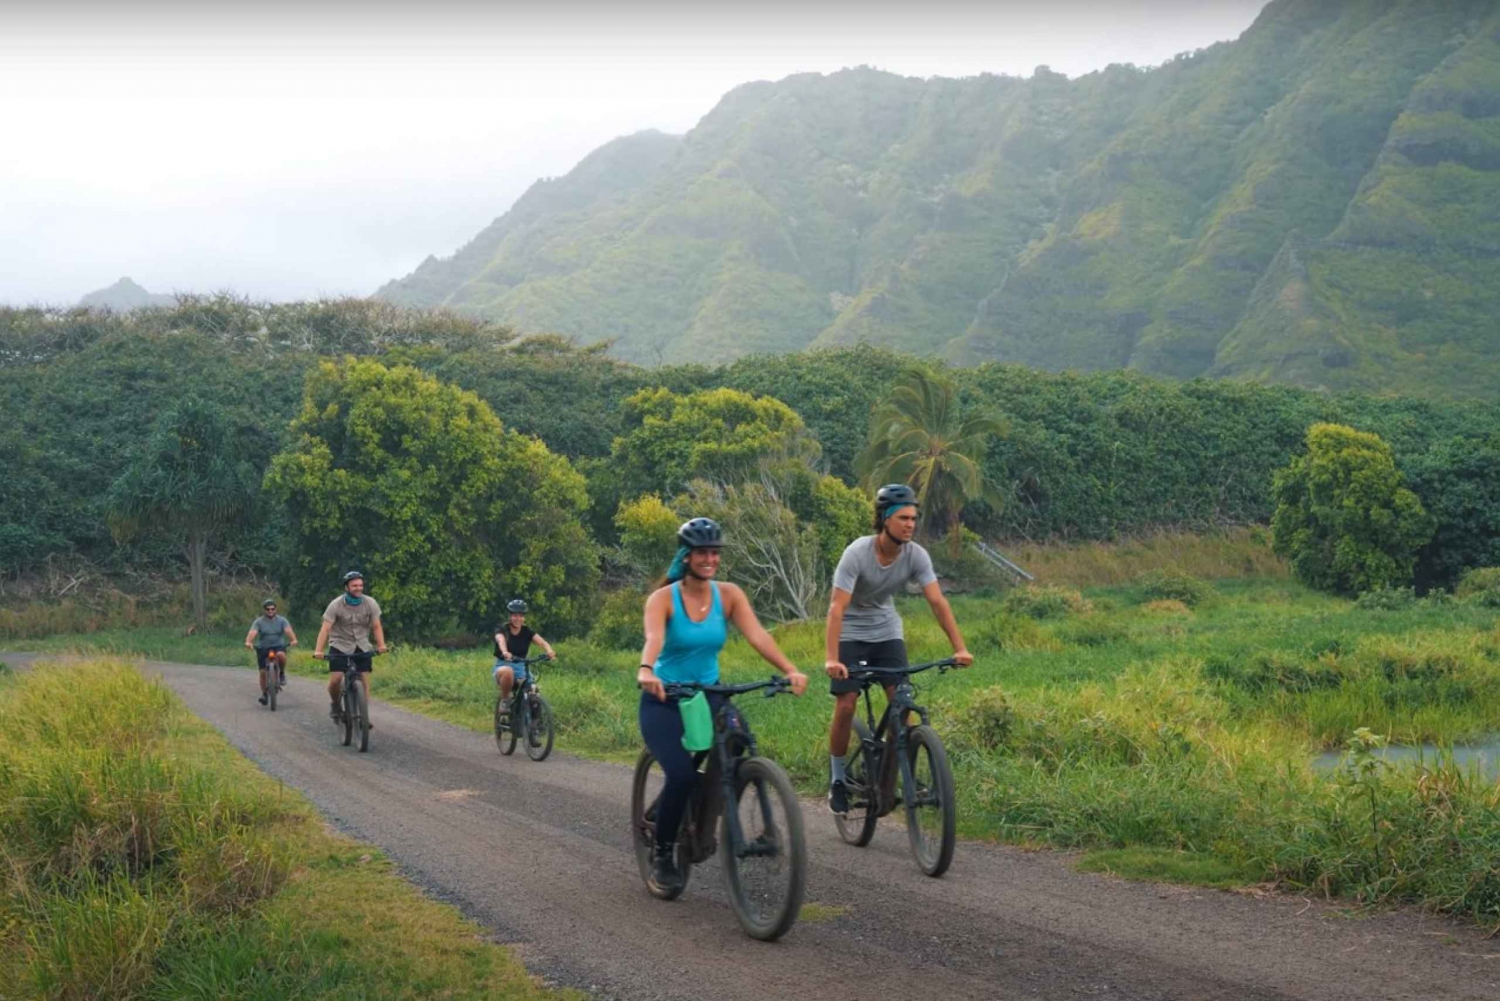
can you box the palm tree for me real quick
[856,367,1006,555]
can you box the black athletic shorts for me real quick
[255,646,286,671]
[830,638,907,695]
[327,649,373,674]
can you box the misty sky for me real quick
[1,0,1267,306]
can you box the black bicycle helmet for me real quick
[507,599,527,614]
[875,483,919,510]
[262,598,277,609]
[342,570,364,584]
[677,517,724,549]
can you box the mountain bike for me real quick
[322,650,380,753]
[263,648,288,711]
[494,654,555,762]
[835,657,960,877]
[630,677,806,941]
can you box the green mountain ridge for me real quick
[378,0,1500,398]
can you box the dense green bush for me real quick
[264,358,599,640]
[1272,424,1434,595]
[1456,567,1500,605]
[587,588,647,651]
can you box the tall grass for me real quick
[0,659,576,1000]
[1005,527,1287,587]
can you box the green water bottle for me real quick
[678,690,714,751]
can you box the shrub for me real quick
[1136,568,1214,607]
[588,588,646,651]
[1271,423,1433,595]
[952,687,1016,751]
[1456,567,1500,606]
[1142,599,1192,615]
[1355,587,1416,611]
[264,357,600,639]
[1002,585,1091,620]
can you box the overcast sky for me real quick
[1,0,1267,306]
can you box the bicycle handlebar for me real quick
[504,654,553,665]
[661,676,793,699]
[844,657,960,680]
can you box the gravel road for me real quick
[10,653,1499,1000]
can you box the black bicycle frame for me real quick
[663,677,791,861]
[847,659,955,812]
[331,649,379,712]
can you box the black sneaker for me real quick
[258,694,268,706]
[828,780,849,816]
[329,704,341,720]
[647,842,683,895]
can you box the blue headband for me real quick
[884,503,916,520]
[665,545,691,584]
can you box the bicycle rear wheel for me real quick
[524,695,554,762]
[495,696,517,755]
[629,749,692,899]
[354,681,370,753]
[722,757,806,941]
[904,724,956,877]
[835,717,879,847]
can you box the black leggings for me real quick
[639,691,723,849]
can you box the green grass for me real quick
[0,658,578,1001]
[12,577,1500,925]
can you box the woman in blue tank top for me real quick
[636,517,808,896]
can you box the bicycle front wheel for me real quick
[268,676,277,712]
[495,696,517,755]
[524,695,554,762]
[354,681,370,753]
[835,717,878,847]
[630,749,693,899]
[904,725,956,877]
[341,683,354,747]
[721,757,806,941]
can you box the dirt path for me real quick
[9,653,1499,1000]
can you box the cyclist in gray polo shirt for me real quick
[823,484,972,815]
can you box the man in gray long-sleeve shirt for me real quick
[823,483,972,816]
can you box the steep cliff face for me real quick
[380,0,1500,399]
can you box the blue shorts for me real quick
[493,660,529,685]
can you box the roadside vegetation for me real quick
[0,658,577,1001]
[15,545,1500,926]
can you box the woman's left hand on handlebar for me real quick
[786,670,809,696]
[953,649,974,667]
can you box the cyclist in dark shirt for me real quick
[494,599,557,713]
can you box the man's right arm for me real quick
[313,614,333,658]
[824,588,851,678]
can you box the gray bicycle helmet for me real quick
[342,570,364,584]
[677,517,724,549]
[507,599,527,614]
[875,483,919,510]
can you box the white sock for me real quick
[830,755,847,785]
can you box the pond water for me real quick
[1314,738,1500,781]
